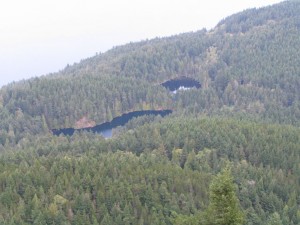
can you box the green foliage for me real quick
[0,116,299,224]
[0,1,300,224]
[0,150,212,224]
[1,1,300,146]
[267,212,283,225]
[203,168,244,225]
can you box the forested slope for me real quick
[0,118,299,224]
[1,1,300,144]
[0,1,299,224]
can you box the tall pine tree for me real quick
[203,168,244,225]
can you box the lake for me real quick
[161,76,201,92]
[52,109,172,138]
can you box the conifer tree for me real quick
[203,168,244,225]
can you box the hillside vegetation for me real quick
[0,1,299,224]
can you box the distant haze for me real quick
[0,0,283,87]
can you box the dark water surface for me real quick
[52,109,172,138]
[161,77,201,92]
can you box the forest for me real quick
[0,1,299,224]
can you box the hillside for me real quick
[1,2,300,142]
[0,1,299,224]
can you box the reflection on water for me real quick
[98,129,113,139]
[172,86,191,94]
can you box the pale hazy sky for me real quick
[0,0,283,87]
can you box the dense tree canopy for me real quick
[0,1,299,224]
